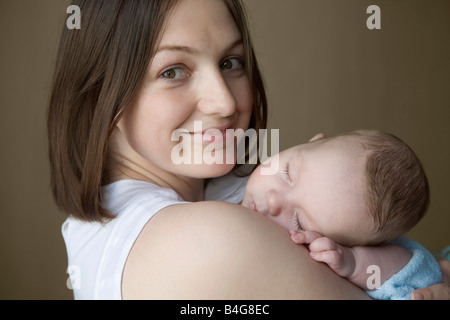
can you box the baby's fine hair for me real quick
[337,130,430,245]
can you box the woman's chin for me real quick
[180,163,237,179]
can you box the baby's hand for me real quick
[290,230,356,279]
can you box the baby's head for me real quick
[242,130,429,246]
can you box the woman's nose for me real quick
[196,71,237,117]
[266,189,282,216]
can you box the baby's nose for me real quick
[266,189,282,216]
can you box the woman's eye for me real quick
[159,67,187,81]
[161,69,176,79]
[220,57,244,71]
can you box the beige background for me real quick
[0,0,448,299]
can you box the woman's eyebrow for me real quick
[224,38,244,52]
[156,38,243,55]
[156,44,196,55]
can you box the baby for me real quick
[241,129,442,299]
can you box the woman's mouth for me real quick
[190,123,234,143]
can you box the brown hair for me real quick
[47,0,267,222]
[343,130,430,245]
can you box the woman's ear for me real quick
[309,133,326,142]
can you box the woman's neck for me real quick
[106,130,205,202]
[107,156,205,202]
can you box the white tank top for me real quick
[62,173,249,299]
[62,180,187,299]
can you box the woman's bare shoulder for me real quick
[122,201,369,299]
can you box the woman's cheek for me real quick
[232,78,253,119]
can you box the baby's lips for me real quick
[249,201,258,212]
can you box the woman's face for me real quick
[116,0,253,179]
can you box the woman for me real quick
[49,0,449,299]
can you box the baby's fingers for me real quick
[309,249,342,266]
[308,237,340,265]
[308,238,352,278]
[289,230,323,245]
[308,236,339,253]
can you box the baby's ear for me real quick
[309,133,326,142]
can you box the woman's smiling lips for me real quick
[188,122,234,143]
